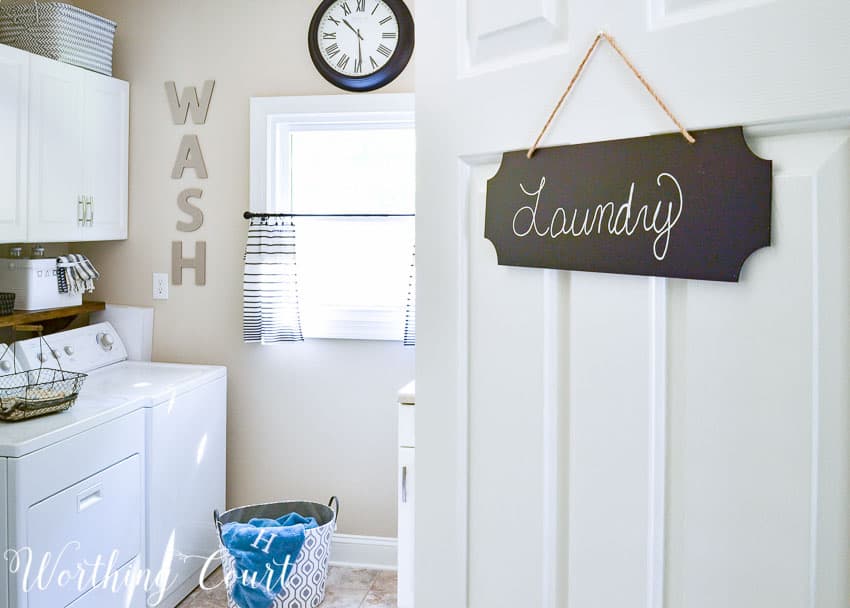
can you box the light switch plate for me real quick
[153,273,169,300]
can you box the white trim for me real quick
[540,269,561,608]
[249,93,415,214]
[455,160,473,606]
[647,277,668,608]
[330,533,398,571]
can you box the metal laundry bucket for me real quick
[214,497,338,608]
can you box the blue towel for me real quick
[221,512,318,608]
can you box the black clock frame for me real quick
[308,0,414,92]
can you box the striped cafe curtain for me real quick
[403,244,415,346]
[243,217,304,343]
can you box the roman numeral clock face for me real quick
[308,0,414,92]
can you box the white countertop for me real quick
[398,380,415,405]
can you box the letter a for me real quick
[172,135,208,179]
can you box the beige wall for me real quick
[75,0,415,538]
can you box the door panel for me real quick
[417,1,850,608]
[28,56,84,243]
[464,0,568,70]
[84,72,128,241]
[467,164,546,608]
[0,45,28,244]
[666,131,850,608]
[27,456,142,608]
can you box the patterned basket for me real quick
[0,1,116,75]
[215,498,338,608]
[0,292,14,316]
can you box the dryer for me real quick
[15,323,227,608]
[0,342,147,608]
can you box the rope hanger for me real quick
[527,31,695,159]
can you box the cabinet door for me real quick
[0,45,28,244]
[27,55,84,243]
[398,446,415,608]
[83,71,128,241]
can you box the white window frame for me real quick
[250,93,414,215]
[249,93,415,341]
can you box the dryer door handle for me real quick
[77,484,103,512]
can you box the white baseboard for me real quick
[330,534,397,570]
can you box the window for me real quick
[250,94,415,341]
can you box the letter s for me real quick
[176,189,204,232]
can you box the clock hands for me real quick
[357,29,363,69]
[342,18,364,40]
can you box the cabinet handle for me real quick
[402,465,408,503]
[77,197,85,226]
[86,197,94,226]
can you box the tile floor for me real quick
[178,566,397,608]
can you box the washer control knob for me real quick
[0,360,11,372]
[51,349,61,360]
[64,345,74,356]
[37,353,47,363]
[98,333,114,350]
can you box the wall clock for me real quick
[308,0,414,92]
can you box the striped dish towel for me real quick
[57,254,101,294]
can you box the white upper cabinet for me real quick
[82,70,129,241]
[20,51,128,244]
[0,45,29,243]
[27,54,86,243]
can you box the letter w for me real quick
[165,80,215,125]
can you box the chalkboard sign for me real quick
[485,127,772,282]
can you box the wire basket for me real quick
[0,338,87,422]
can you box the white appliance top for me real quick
[0,332,144,458]
[16,323,225,405]
[81,361,226,404]
[0,323,226,456]
[0,393,145,458]
[14,322,128,373]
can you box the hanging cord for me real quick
[527,31,695,159]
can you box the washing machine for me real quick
[14,323,227,608]
[0,342,147,608]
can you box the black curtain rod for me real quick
[244,211,415,219]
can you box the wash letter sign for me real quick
[485,127,773,282]
[167,79,215,286]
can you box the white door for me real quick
[28,55,84,243]
[83,71,128,241]
[416,3,850,608]
[0,45,28,244]
[0,458,7,608]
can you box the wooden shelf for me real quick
[0,301,106,330]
